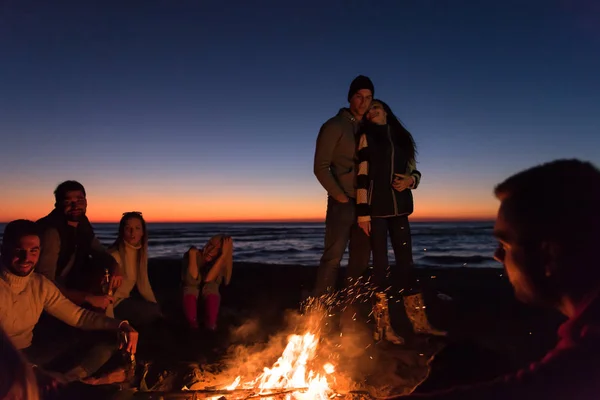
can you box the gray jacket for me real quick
[313,108,361,199]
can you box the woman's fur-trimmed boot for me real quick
[373,292,404,345]
[403,292,447,336]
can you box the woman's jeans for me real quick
[370,215,414,291]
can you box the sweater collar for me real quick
[0,267,32,294]
[124,241,142,251]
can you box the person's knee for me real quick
[183,285,200,298]
[322,236,349,265]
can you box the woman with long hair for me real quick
[182,235,233,331]
[356,99,446,344]
[107,212,162,328]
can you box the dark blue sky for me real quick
[1,0,599,221]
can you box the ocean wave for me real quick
[0,221,498,269]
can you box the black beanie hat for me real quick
[348,75,374,102]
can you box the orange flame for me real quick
[223,333,335,399]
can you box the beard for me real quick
[65,208,85,222]
[9,263,35,277]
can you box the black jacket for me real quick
[356,124,421,220]
[36,209,115,289]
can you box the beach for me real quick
[139,258,564,396]
[0,221,566,396]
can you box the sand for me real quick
[41,260,565,398]
[136,260,564,395]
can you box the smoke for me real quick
[213,280,437,396]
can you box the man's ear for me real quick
[541,241,561,278]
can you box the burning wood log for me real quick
[131,388,375,399]
[132,387,305,399]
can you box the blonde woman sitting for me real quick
[107,212,162,328]
[182,235,233,331]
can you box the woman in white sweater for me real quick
[107,212,162,328]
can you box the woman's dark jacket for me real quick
[356,124,421,221]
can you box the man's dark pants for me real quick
[22,314,117,379]
[314,196,371,297]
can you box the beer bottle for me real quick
[102,268,113,296]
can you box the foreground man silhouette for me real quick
[388,159,600,399]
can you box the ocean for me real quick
[0,221,501,269]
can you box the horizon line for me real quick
[0,217,496,224]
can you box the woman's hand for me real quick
[222,236,233,251]
[359,221,371,237]
[392,174,415,193]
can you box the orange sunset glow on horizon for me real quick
[1,181,499,223]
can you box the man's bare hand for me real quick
[392,174,415,193]
[86,294,113,310]
[334,194,350,203]
[109,271,123,290]
[119,322,139,355]
[33,367,65,395]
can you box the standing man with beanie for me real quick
[313,75,374,297]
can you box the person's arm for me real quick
[407,159,421,190]
[90,236,122,289]
[385,351,578,400]
[90,236,119,273]
[313,121,347,201]
[356,133,371,223]
[40,275,121,331]
[205,237,233,284]
[36,227,91,305]
[182,248,203,290]
[36,227,60,283]
[41,275,138,354]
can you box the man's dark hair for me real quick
[0,220,40,263]
[495,159,600,282]
[54,180,86,206]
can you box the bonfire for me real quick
[216,332,338,400]
[135,279,437,399]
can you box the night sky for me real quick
[1,0,599,222]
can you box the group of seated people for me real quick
[3,159,600,399]
[0,180,233,398]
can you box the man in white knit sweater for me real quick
[0,219,139,387]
